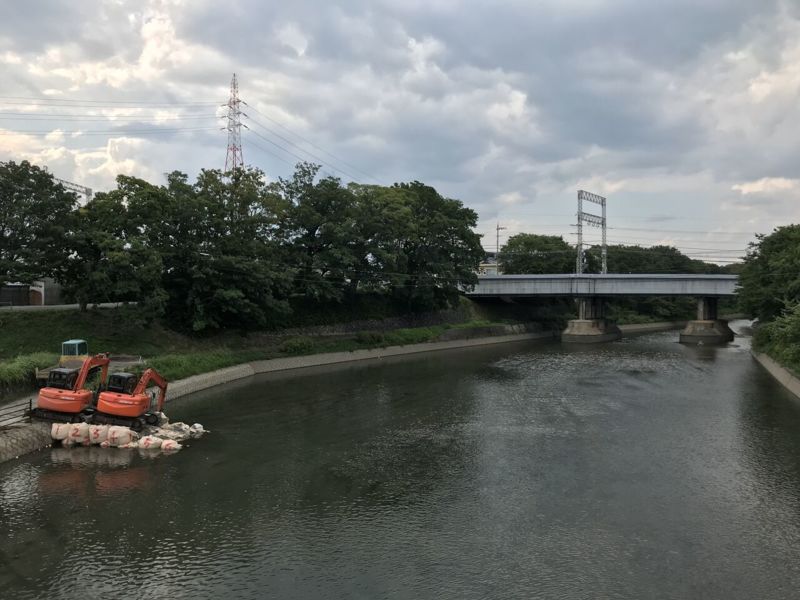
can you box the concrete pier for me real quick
[679,298,734,344]
[562,298,622,343]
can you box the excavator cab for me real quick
[47,368,79,391]
[106,372,137,395]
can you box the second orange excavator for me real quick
[92,368,168,431]
[32,353,111,422]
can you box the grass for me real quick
[0,352,58,389]
[0,307,527,394]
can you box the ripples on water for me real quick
[4,323,800,599]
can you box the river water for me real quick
[3,321,800,599]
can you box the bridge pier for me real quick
[679,297,734,344]
[562,297,622,343]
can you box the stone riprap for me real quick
[0,422,52,463]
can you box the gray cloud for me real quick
[1,0,799,253]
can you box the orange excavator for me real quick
[92,368,168,431]
[32,354,111,423]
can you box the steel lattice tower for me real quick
[575,190,607,274]
[224,73,244,172]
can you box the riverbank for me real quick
[752,352,800,400]
[0,325,554,464]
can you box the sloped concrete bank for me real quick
[752,352,800,400]
[0,326,555,464]
[166,326,553,401]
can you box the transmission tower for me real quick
[55,177,93,201]
[224,73,244,172]
[575,190,607,274]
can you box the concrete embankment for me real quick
[166,326,554,401]
[752,353,800,400]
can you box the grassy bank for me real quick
[0,303,522,390]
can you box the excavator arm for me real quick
[75,354,111,390]
[133,368,168,413]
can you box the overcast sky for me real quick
[2,0,800,262]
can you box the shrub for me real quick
[279,337,315,356]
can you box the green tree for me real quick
[389,181,484,308]
[125,168,290,332]
[60,192,166,319]
[0,160,77,283]
[739,225,800,322]
[272,163,357,302]
[499,234,574,274]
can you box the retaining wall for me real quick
[752,352,800,400]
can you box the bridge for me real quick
[465,274,740,344]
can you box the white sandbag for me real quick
[51,423,71,440]
[156,412,169,426]
[189,423,205,438]
[107,426,138,447]
[88,424,109,445]
[138,436,163,450]
[68,423,90,444]
[99,440,111,448]
[119,441,139,449]
[160,439,182,451]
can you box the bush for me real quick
[355,331,386,345]
[754,301,800,373]
[279,337,315,356]
[0,352,57,388]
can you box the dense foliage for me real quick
[738,225,800,322]
[0,160,77,284]
[737,225,800,371]
[498,234,574,274]
[0,160,484,332]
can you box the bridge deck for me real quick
[467,274,739,298]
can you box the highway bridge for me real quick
[465,274,740,344]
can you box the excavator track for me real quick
[30,408,86,424]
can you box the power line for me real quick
[0,95,218,106]
[242,101,382,183]
[0,126,218,136]
[244,113,363,182]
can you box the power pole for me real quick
[224,73,244,172]
[575,190,607,274]
[496,222,507,256]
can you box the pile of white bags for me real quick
[50,414,205,455]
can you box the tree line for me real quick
[737,225,800,368]
[0,160,484,332]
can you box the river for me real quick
[3,321,800,599]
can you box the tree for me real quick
[499,234,574,274]
[738,225,800,322]
[389,181,484,308]
[124,168,290,332]
[0,160,77,283]
[60,191,166,319]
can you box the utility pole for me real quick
[575,190,607,274]
[224,73,244,172]
[496,222,507,256]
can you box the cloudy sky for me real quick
[2,0,800,262]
